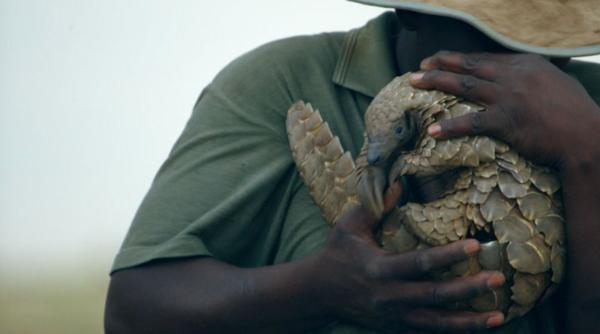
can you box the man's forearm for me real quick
[562,112,600,333]
[104,256,333,334]
[105,208,506,334]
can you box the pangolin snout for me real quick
[367,143,386,166]
[367,150,381,165]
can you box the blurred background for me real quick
[1,1,598,333]
[0,1,387,333]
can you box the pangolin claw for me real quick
[358,165,387,219]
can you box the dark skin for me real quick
[105,10,600,334]
[401,11,600,334]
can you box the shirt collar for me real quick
[333,12,400,98]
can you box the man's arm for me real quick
[560,117,600,333]
[105,199,506,334]
[411,51,600,333]
[105,256,332,334]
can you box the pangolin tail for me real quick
[286,101,361,224]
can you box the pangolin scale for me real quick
[286,73,565,322]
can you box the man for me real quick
[105,1,600,333]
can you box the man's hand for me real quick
[314,183,505,333]
[409,51,600,171]
[408,51,600,333]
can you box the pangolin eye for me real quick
[395,126,404,137]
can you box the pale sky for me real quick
[0,1,389,278]
[1,0,599,279]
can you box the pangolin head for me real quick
[364,76,422,167]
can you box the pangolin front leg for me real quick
[357,165,387,220]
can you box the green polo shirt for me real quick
[112,11,600,334]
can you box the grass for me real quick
[0,267,109,334]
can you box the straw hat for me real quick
[350,0,600,57]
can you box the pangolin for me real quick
[286,72,565,321]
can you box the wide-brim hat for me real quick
[349,0,600,57]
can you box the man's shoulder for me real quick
[566,60,600,104]
[211,31,347,89]
[567,59,600,71]
[254,32,347,66]
[567,59,600,79]
[191,31,354,141]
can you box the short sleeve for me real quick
[112,40,304,272]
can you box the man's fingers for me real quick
[336,205,378,236]
[419,51,502,80]
[410,70,499,105]
[335,181,402,243]
[420,51,516,76]
[376,240,480,279]
[391,271,505,306]
[403,309,504,333]
[427,110,501,139]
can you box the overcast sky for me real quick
[1,1,598,278]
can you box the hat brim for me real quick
[349,0,600,57]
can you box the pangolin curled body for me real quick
[286,73,565,321]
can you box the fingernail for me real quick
[486,313,504,328]
[420,57,433,70]
[487,273,506,289]
[427,123,442,137]
[463,240,480,256]
[410,72,424,82]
